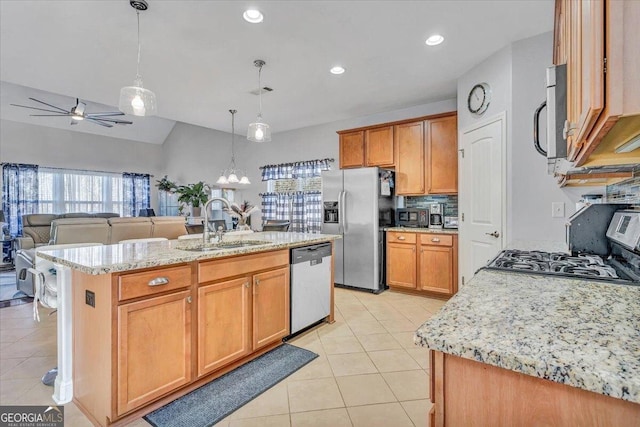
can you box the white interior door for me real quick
[459,114,506,286]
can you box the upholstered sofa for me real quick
[15,215,187,296]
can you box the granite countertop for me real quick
[37,232,340,275]
[385,227,458,235]
[415,269,640,404]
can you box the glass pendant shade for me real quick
[247,116,271,142]
[119,78,157,116]
[239,176,251,185]
[216,174,228,185]
[227,173,239,183]
[217,109,251,186]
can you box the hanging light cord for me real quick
[136,10,142,80]
[258,64,263,117]
[230,110,236,169]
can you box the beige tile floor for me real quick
[0,288,444,426]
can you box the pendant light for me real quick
[119,0,157,117]
[217,110,251,185]
[247,60,271,142]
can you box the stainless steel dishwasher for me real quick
[290,243,332,335]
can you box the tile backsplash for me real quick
[606,176,640,204]
[405,195,458,217]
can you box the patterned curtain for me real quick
[122,173,151,217]
[261,158,332,181]
[261,193,291,222]
[262,191,322,233]
[2,163,39,236]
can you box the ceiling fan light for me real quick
[243,9,264,23]
[119,84,157,116]
[71,114,84,121]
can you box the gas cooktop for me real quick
[485,249,638,285]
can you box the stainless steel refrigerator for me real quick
[321,167,394,292]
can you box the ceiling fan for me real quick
[10,97,133,128]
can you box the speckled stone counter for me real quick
[384,227,458,234]
[415,269,640,404]
[37,232,340,274]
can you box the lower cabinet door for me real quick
[419,246,454,294]
[117,291,192,415]
[253,267,290,350]
[386,242,417,288]
[198,277,252,377]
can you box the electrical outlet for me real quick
[552,202,565,218]
[85,290,95,307]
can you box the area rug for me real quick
[144,343,318,427]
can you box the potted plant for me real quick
[224,201,260,230]
[176,181,209,217]
[155,175,177,193]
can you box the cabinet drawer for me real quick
[420,234,453,247]
[118,265,192,302]
[199,250,289,284]
[387,231,417,244]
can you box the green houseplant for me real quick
[176,181,209,216]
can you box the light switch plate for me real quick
[552,202,565,218]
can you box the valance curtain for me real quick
[2,163,39,236]
[261,159,332,181]
[122,173,151,217]
[261,191,322,233]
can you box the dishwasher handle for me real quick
[291,243,332,264]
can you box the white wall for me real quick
[457,32,598,244]
[0,118,165,209]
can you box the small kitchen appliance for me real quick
[444,216,459,229]
[485,206,640,285]
[428,203,445,229]
[396,208,428,228]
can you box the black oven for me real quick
[395,208,428,228]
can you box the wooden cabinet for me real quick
[198,250,290,375]
[252,267,290,350]
[339,131,364,169]
[426,116,458,194]
[555,0,640,167]
[386,232,417,288]
[365,126,394,166]
[117,290,192,415]
[419,234,458,295]
[386,231,458,297]
[394,121,425,194]
[198,277,252,377]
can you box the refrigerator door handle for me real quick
[338,191,344,234]
[341,191,348,233]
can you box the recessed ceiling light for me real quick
[425,34,444,46]
[243,9,264,23]
[330,66,346,75]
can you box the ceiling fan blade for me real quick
[29,114,71,117]
[71,119,78,126]
[86,118,113,128]
[85,112,126,117]
[28,97,70,113]
[10,104,71,114]
[89,117,133,124]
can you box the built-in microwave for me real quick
[396,208,428,228]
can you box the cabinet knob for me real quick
[398,236,406,240]
[148,277,169,287]
[431,238,440,243]
[245,282,250,288]
[255,278,260,285]
[186,296,192,304]
[412,247,415,252]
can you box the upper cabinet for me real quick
[426,115,458,194]
[365,126,395,167]
[395,121,425,194]
[555,0,640,167]
[339,131,365,169]
[338,112,458,196]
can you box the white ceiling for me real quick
[0,0,554,143]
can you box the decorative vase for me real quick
[191,206,202,217]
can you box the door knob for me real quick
[485,231,500,238]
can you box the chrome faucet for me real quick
[202,197,232,245]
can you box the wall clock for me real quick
[467,82,491,115]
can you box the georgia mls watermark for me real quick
[0,406,64,427]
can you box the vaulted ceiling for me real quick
[0,1,554,143]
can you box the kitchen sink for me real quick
[179,240,271,252]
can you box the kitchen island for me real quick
[415,268,640,426]
[38,232,340,426]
